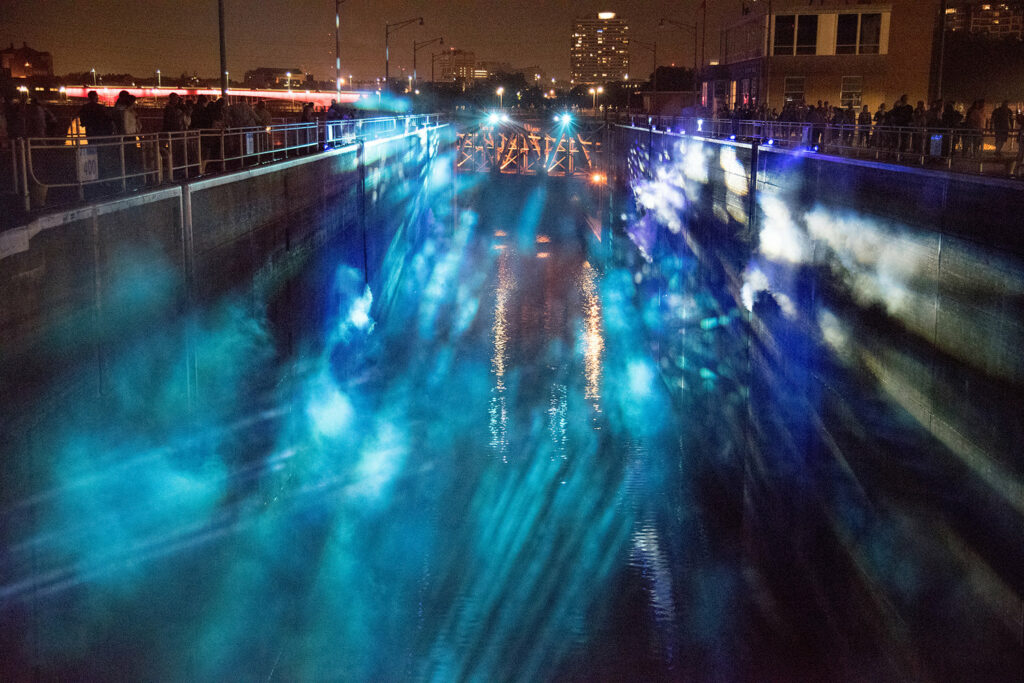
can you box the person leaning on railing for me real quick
[78,91,115,138]
[964,99,986,158]
[991,100,1013,158]
[113,91,143,186]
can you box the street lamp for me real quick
[91,68,96,86]
[413,36,443,85]
[496,86,504,108]
[431,50,449,82]
[634,40,658,93]
[658,18,699,75]
[156,69,161,88]
[385,16,424,87]
[589,86,603,110]
[335,0,349,97]
[218,0,228,97]
[286,71,291,88]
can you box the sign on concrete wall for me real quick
[76,148,99,182]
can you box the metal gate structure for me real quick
[455,117,607,176]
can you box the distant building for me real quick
[0,42,53,79]
[945,2,1024,38]
[571,12,630,84]
[434,48,476,83]
[705,0,941,113]
[476,61,515,77]
[244,67,305,89]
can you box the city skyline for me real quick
[1,0,703,83]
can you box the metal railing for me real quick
[5,114,443,212]
[616,114,1024,176]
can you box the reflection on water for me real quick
[489,248,513,458]
[579,260,604,411]
[3,155,1020,680]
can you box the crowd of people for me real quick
[0,92,59,139]
[716,95,1023,160]
[0,89,361,147]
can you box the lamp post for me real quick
[588,85,603,110]
[335,0,349,97]
[385,16,424,87]
[634,40,658,93]
[91,68,96,86]
[218,0,228,97]
[156,69,161,88]
[496,86,504,108]
[413,36,443,86]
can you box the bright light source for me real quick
[590,172,607,184]
[500,113,510,122]
[598,12,616,19]
[487,112,501,125]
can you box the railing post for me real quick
[10,139,19,196]
[20,138,31,212]
[119,137,127,192]
[166,133,174,182]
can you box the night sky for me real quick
[1,0,717,83]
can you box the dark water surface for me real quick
[2,170,1020,681]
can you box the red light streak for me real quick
[62,86,366,106]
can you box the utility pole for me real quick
[413,36,443,85]
[218,0,228,97]
[937,0,947,100]
[335,0,348,95]
[635,40,658,96]
[385,17,424,87]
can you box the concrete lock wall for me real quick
[616,125,1024,659]
[0,125,451,422]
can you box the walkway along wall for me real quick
[613,125,1024,679]
[0,124,453,426]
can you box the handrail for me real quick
[8,114,444,212]
[613,113,1023,175]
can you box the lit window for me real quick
[783,76,805,103]
[840,76,863,107]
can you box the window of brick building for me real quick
[840,76,863,107]
[783,76,806,103]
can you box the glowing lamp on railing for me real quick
[697,118,704,132]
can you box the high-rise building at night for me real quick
[945,2,1024,38]
[570,12,630,84]
[435,48,477,83]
